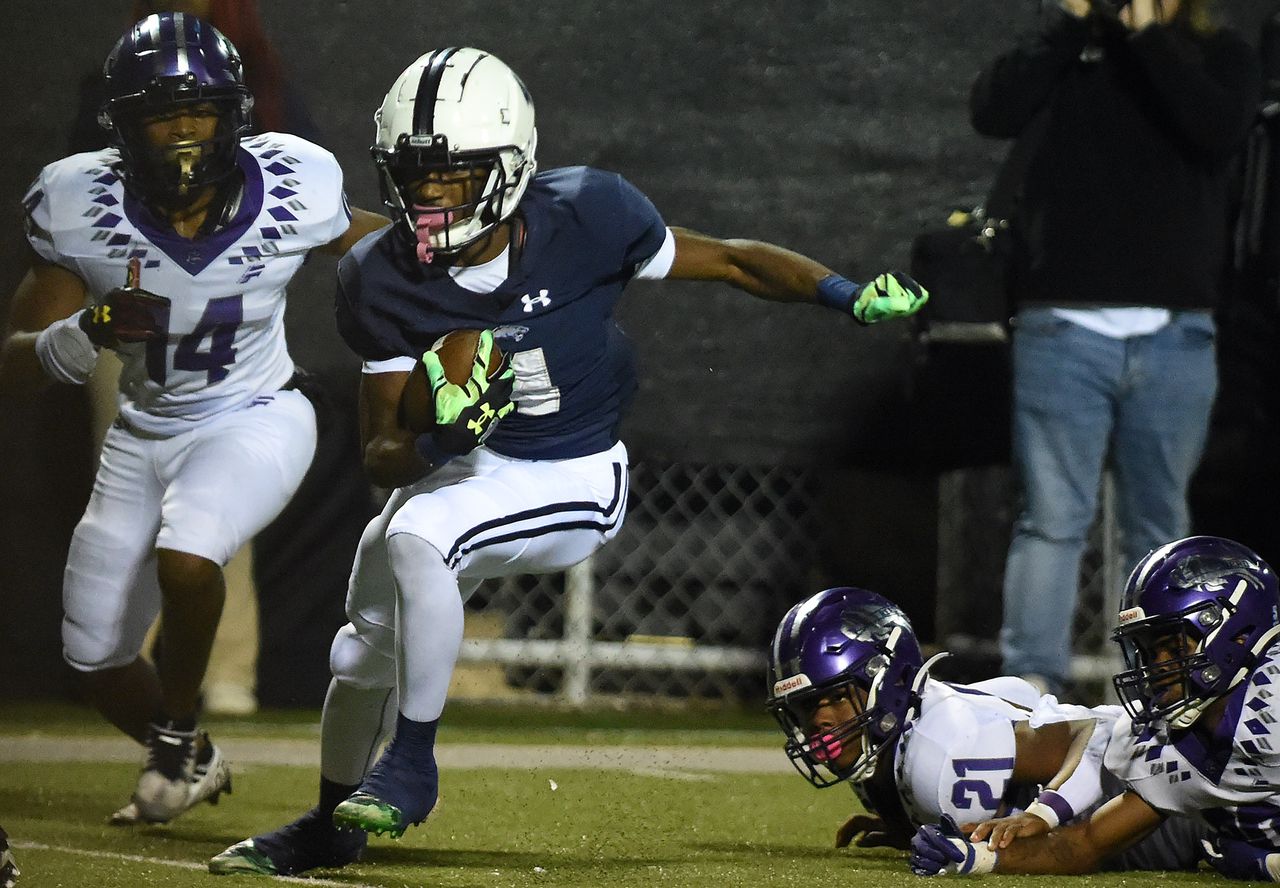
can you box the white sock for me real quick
[319,678,397,785]
[388,533,465,722]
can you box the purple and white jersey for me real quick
[1105,639,1280,849]
[851,675,1201,870]
[24,132,350,436]
[895,676,1053,826]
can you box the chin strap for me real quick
[912,652,949,699]
[901,651,949,727]
[193,176,241,239]
[848,647,949,781]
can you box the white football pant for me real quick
[62,390,316,671]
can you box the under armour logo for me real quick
[521,289,551,312]
[467,402,498,435]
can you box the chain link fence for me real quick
[934,467,1125,704]
[455,460,820,704]
[452,461,1124,706]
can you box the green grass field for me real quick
[0,701,1222,887]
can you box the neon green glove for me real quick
[852,272,929,325]
[421,329,516,453]
[816,272,929,325]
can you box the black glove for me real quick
[79,285,170,347]
[432,358,516,455]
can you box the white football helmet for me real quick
[372,47,538,256]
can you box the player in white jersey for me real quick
[0,13,384,825]
[910,536,1280,880]
[768,586,1202,870]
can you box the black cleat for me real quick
[208,807,366,876]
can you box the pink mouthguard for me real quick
[412,206,455,264]
[809,733,843,762]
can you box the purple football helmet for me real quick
[98,13,252,206]
[767,587,924,788]
[1113,536,1280,732]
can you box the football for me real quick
[400,330,504,433]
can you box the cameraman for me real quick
[971,0,1259,697]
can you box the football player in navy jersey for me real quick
[209,46,927,877]
[910,537,1280,881]
[0,14,386,826]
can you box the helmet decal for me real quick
[772,673,813,697]
[842,602,912,645]
[1172,555,1264,592]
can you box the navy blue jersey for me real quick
[337,166,667,460]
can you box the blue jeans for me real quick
[1000,307,1218,686]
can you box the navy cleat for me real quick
[208,807,366,876]
[332,714,439,838]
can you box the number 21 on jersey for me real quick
[950,757,1014,811]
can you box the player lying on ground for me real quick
[0,13,385,825]
[208,45,927,876]
[767,586,1203,870]
[910,536,1280,881]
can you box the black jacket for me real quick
[971,11,1260,310]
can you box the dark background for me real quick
[3,0,1276,700]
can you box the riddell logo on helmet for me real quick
[773,674,812,696]
[1117,607,1146,625]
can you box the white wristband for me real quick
[953,840,998,875]
[1024,800,1062,829]
[970,842,998,874]
[34,312,99,385]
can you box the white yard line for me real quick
[0,736,790,774]
[12,840,382,888]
